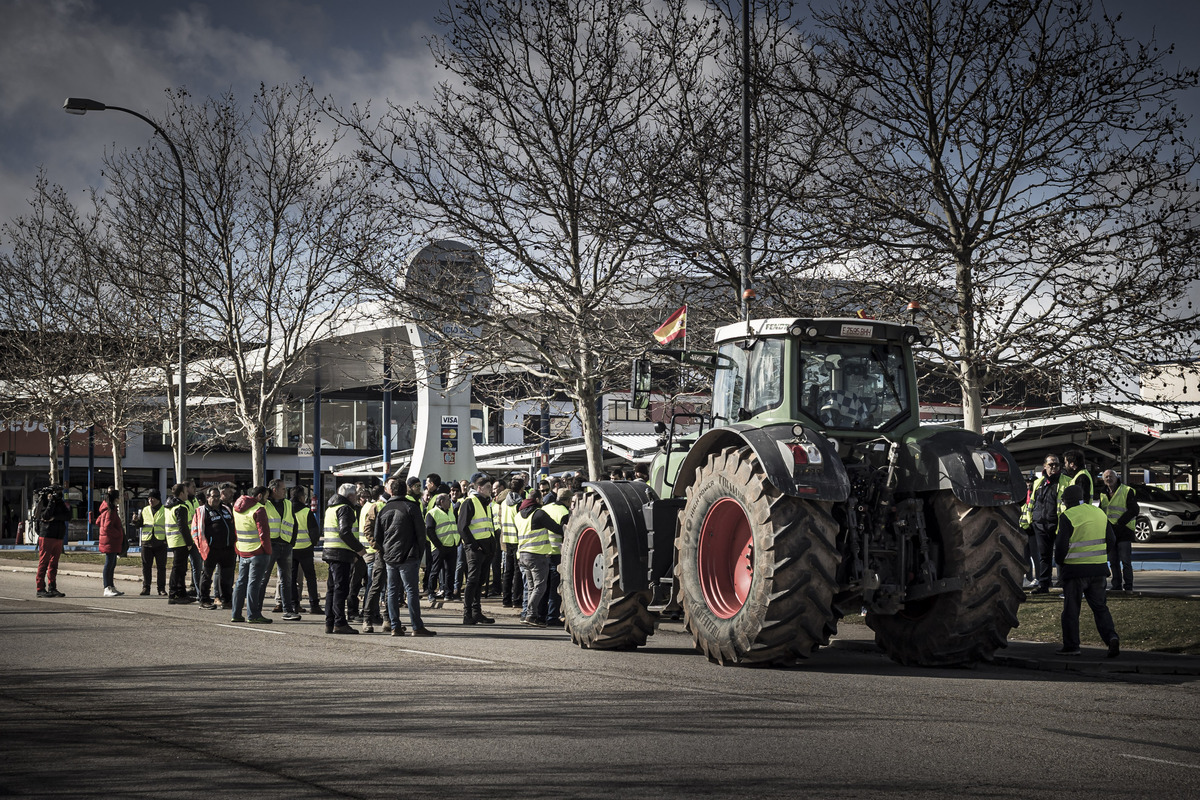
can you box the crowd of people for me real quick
[31,470,586,638]
[1019,448,1136,657]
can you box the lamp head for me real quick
[63,97,107,115]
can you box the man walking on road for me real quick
[1054,485,1120,657]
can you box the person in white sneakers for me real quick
[97,488,126,597]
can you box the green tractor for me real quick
[559,317,1027,666]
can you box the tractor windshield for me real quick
[798,341,910,431]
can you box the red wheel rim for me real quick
[573,526,604,616]
[697,498,753,619]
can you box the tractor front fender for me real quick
[899,428,1025,507]
[581,480,656,592]
[670,424,850,503]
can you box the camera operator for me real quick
[35,486,71,598]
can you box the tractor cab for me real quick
[709,317,922,436]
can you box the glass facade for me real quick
[146,395,418,454]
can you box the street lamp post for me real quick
[64,97,188,483]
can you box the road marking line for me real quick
[84,606,137,614]
[391,647,494,664]
[0,595,29,601]
[216,623,287,635]
[1121,754,1200,770]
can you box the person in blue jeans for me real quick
[375,477,436,637]
[230,486,273,624]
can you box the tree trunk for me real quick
[250,422,268,486]
[575,379,605,481]
[46,419,61,487]
[960,363,984,433]
[110,430,126,536]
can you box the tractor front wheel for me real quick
[867,491,1026,666]
[560,492,657,650]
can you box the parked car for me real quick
[1133,484,1200,542]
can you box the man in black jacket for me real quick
[323,483,365,634]
[35,486,71,598]
[196,486,235,610]
[377,477,435,636]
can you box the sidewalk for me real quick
[5,557,1200,677]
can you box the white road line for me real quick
[84,606,137,615]
[1121,754,1200,770]
[216,623,287,635]
[391,647,494,665]
[0,595,29,601]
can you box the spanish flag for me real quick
[652,305,687,344]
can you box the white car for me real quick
[1133,484,1200,542]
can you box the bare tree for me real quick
[105,83,399,484]
[799,0,1200,430]
[335,0,684,478]
[639,0,848,318]
[0,173,93,487]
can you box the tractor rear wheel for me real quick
[560,492,657,649]
[676,445,840,665]
[867,491,1025,666]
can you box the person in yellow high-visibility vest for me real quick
[457,474,498,625]
[323,483,366,634]
[1021,454,1072,594]
[539,488,572,626]
[1099,469,1140,592]
[230,486,273,624]
[164,483,196,605]
[260,478,301,621]
[137,488,167,596]
[424,486,460,608]
[499,474,527,607]
[359,484,389,631]
[1053,485,1120,658]
[289,485,322,615]
[514,492,565,627]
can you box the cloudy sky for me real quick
[0,0,1197,230]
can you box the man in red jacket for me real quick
[230,486,273,624]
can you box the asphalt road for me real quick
[1,568,1198,799]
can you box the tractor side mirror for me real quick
[631,359,652,410]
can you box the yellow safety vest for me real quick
[233,502,265,554]
[1020,473,1072,528]
[264,498,295,543]
[293,507,313,550]
[542,503,569,556]
[428,505,460,547]
[358,499,383,555]
[515,507,551,555]
[140,505,166,543]
[500,496,520,545]
[1071,470,1094,504]
[323,504,358,552]
[468,495,495,541]
[1099,484,1135,532]
[1061,504,1109,565]
[164,502,188,549]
